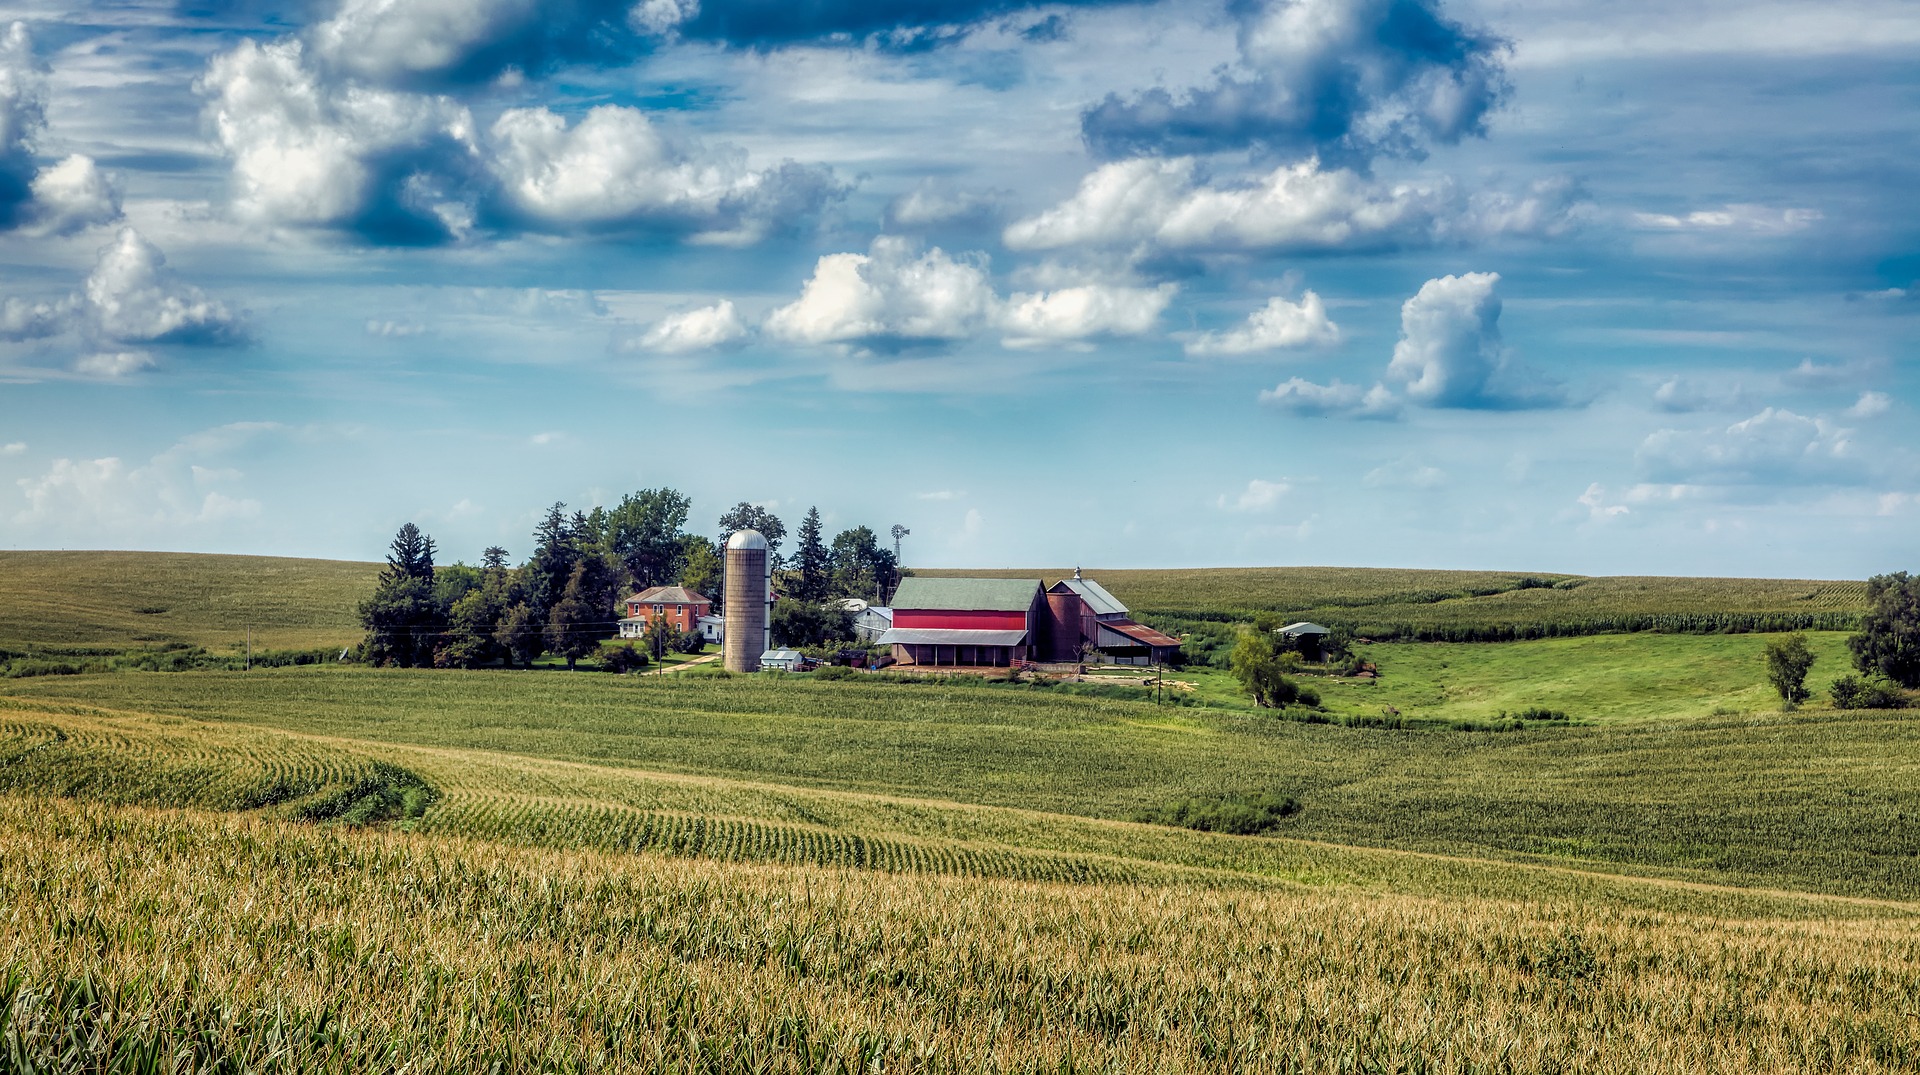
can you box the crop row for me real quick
[420,796,1145,885]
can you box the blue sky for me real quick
[1,0,1916,577]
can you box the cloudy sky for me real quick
[0,0,1915,577]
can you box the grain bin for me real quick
[724,529,772,672]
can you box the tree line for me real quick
[358,492,905,669]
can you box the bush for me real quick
[812,665,855,680]
[1135,792,1302,835]
[598,642,649,673]
[1830,674,1908,710]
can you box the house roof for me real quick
[1279,622,1331,636]
[1050,577,1128,616]
[629,586,712,606]
[876,628,1030,647]
[856,606,894,621]
[1099,619,1181,647]
[890,576,1041,612]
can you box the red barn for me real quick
[619,585,713,639]
[878,577,1043,667]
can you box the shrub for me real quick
[1830,674,1908,710]
[598,642,649,673]
[812,665,854,681]
[1135,792,1302,836]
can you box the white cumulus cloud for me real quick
[0,294,74,340]
[1005,156,1579,254]
[1259,377,1400,418]
[1637,407,1861,486]
[1384,271,1509,406]
[1000,283,1175,349]
[199,38,479,240]
[1218,478,1291,512]
[84,228,244,346]
[766,237,1180,352]
[1846,391,1892,419]
[487,105,840,243]
[635,300,749,353]
[766,237,999,349]
[0,25,122,234]
[1186,291,1340,356]
[73,350,156,378]
[25,154,120,235]
[1260,272,1563,418]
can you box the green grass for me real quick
[0,550,377,654]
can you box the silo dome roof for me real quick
[726,529,768,551]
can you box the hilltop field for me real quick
[2,551,1915,1072]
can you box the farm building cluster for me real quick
[618,551,1178,672]
[876,571,1179,668]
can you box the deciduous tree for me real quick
[606,487,692,590]
[1850,571,1920,688]
[1763,632,1816,707]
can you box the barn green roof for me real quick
[891,576,1042,612]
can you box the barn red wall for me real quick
[894,609,1028,631]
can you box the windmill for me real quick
[888,524,909,604]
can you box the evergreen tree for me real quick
[358,522,445,667]
[545,563,600,671]
[525,502,578,623]
[793,506,829,603]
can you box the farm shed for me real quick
[851,605,893,642]
[1277,621,1331,660]
[1043,569,1180,665]
[619,586,713,639]
[878,577,1043,667]
[1093,619,1182,666]
[760,648,807,671]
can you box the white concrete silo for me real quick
[724,529,772,672]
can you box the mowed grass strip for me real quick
[4,795,1917,1074]
[8,668,1919,900]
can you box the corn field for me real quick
[4,795,1918,1074]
